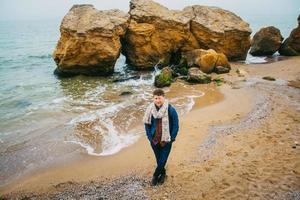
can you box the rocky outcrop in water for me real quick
[279,15,300,56]
[250,26,283,56]
[122,0,251,70]
[53,5,129,76]
[53,0,251,76]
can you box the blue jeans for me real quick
[150,141,173,177]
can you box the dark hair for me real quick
[153,89,165,96]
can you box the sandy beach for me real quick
[1,56,300,199]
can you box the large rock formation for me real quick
[182,5,251,61]
[121,0,199,69]
[53,5,129,76]
[122,0,251,70]
[250,26,283,56]
[53,1,252,75]
[279,15,300,56]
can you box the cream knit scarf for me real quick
[143,99,171,142]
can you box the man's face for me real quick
[153,95,165,107]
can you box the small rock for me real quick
[215,66,230,74]
[112,75,140,82]
[119,91,133,96]
[236,68,248,77]
[231,84,241,89]
[187,67,211,84]
[154,67,173,88]
[262,76,276,81]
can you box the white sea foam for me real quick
[67,100,130,125]
[169,92,205,114]
[83,85,107,98]
[185,94,204,112]
[26,96,71,113]
[245,54,267,64]
[64,130,142,156]
[118,74,155,87]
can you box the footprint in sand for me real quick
[221,186,244,199]
[221,180,231,188]
[204,167,212,172]
[293,162,300,174]
[226,152,233,157]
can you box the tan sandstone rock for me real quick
[182,5,252,61]
[183,49,231,73]
[122,0,251,69]
[250,26,283,56]
[53,5,129,76]
[122,0,199,69]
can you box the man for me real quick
[143,89,179,186]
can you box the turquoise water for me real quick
[0,12,299,186]
[0,20,60,123]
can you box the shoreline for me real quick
[1,56,300,199]
[0,78,225,195]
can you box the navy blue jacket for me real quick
[144,104,179,143]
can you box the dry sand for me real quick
[1,56,300,199]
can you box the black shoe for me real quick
[157,172,166,184]
[151,175,158,186]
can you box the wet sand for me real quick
[1,56,300,199]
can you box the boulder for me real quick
[187,67,211,83]
[184,49,216,67]
[250,26,283,56]
[198,53,219,73]
[279,15,300,56]
[182,5,252,60]
[215,66,230,74]
[154,67,173,88]
[183,49,231,73]
[53,5,129,76]
[122,0,199,69]
[122,0,251,69]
